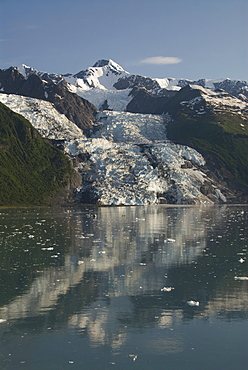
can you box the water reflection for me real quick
[0,205,247,359]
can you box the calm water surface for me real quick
[0,205,247,369]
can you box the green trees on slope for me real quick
[0,102,73,206]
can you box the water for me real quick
[0,205,247,370]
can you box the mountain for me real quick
[0,66,98,134]
[71,59,129,89]
[60,59,248,112]
[2,59,247,112]
[0,102,80,206]
[64,59,248,99]
[0,59,247,205]
[165,84,248,192]
[1,91,224,205]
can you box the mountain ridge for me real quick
[2,59,246,101]
[0,66,98,134]
[0,59,247,205]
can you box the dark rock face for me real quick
[45,83,97,133]
[0,68,46,99]
[181,160,193,169]
[0,67,98,134]
[114,74,161,91]
[73,68,93,80]
[213,79,248,101]
[163,85,204,116]
[126,87,175,114]
[100,99,110,111]
[93,59,113,68]
[200,180,214,196]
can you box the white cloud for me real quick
[140,56,182,65]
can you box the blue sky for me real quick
[1,0,247,80]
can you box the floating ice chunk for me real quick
[239,258,245,263]
[234,276,248,280]
[160,287,174,292]
[129,355,138,362]
[187,300,200,306]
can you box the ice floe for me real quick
[187,300,200,306]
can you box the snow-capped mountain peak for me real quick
[17,64,38,79]
[69,59,130,90]
[16,64,65,84]
[92,59,126,72]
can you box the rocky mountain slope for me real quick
[0,93,86,141]
[165,85,248,194]
[0,59,247,205]
[0,67,98,134]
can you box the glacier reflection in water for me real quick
[0,205,247,370]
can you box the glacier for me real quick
[63,110,224,205]
[74,87,133,111]
[0,92,226,205]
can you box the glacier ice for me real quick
[63,110,221,205]
[0,92,226,206]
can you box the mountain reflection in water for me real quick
[0,205,247,369]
